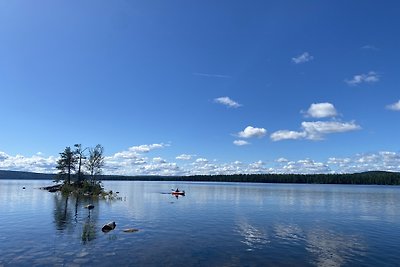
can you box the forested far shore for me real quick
[1,170,400,185]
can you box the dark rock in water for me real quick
[22,187,26,190]
[102,221,116,232]
[85,204,95,210]
[116,191,120,194]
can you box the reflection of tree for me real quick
[81,218,96,244]
[53,193,72,231]
[80,197,99,244]
[53,193,100,244]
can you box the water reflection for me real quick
[273,223,303,243]
[53,193,100,244]
[306,228,366,267]
[53,194,72,231]
[1,180,400,266]
[236,220,270,250]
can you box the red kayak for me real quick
[171,191,185,196]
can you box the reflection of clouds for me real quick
[306,229,365,267]
[274,223,303,243]
[237,221,269,250]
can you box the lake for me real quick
[1,180,400,266]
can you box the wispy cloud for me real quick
[238,126,267,138]
[214,96,242,108]
[193,72,231,79]
[233,140,250,146]
[305,102,338,118]
[345,71,379,86]
[292,52,314,64]
[361,45,379,51]
[386,100,400,111]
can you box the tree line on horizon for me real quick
[98,171,400,185]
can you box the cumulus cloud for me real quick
[195,158,209,164]
[129,143,168,153]
[301,121,361,140]
[292,52,314,64]
[0,151,9,161]
[238,126,267,138]
[153,157,167,164]
[345,71,379,85]
[328,151,400,173]
[233,140,250,146]
[0,152,57,173]
[305,102,338,118]
[276,157,289,163]
[279,159,331,174]
[176,154,194,160]
[386,100,400,111]
[214,96,242,108]
[270,130,307,141]
[1,148,400,175]
[271,121,361,141]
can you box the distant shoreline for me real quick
[1,170,400,185]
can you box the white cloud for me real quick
[128,143,168,153]
[153,157,167,164]
[1,148,400,175]
[214,96,242,108]
[305,102,338,118]
[328,151,400,173]
[301,121,361,140]
[193,72,231,79]
[0,152,57,174]
[0,151,9,161]
[386,100,400,111]
[175,154,194,160]
[270,130,307,141]
[361,45,379,50]
[233,140,250,146]
[279,159,331,174]
[271,121,361,141]
[345,71,379,85]
[276,157,289,163]
[195,158,209,164]
[292,52,314,64]
[238,126,267,138]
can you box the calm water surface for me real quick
[1,180,400,266]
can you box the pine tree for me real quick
[56,146,78,185]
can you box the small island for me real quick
[43,144,109,196]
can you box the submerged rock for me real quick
[101,221,116,232]
[123,228,139,233]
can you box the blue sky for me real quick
[0,0,399,175]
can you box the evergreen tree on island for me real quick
[56,146,78,185]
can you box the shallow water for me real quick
[1,180,400,266]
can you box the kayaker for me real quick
[175,188,179,192]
